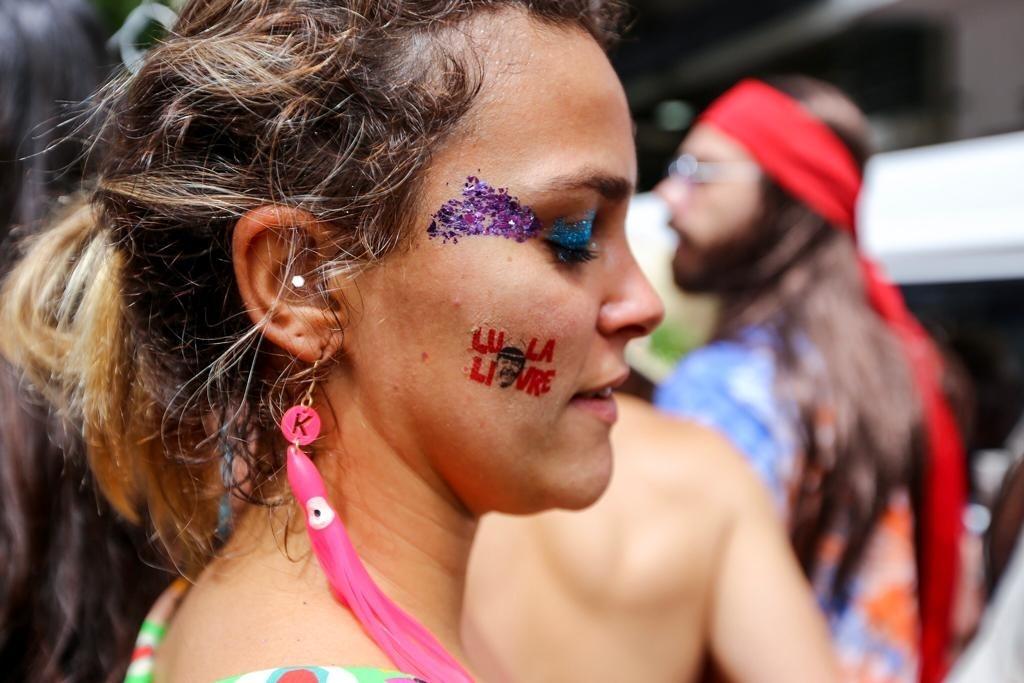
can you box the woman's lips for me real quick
[569,393,619,425]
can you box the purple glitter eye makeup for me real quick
[427,177,541,243]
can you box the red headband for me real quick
[701,79,862,231]
[702,79,965,683]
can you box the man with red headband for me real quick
[653,76,966,683]
[464,75,964,683]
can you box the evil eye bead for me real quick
[305,496,335,530]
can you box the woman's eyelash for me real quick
[551,244,598,263]
[545,212,597,265]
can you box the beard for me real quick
[671,221,776,295]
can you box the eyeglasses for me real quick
[665,153,761,185]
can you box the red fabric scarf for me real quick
[701,79,965,683]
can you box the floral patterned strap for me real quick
[125,579,189,683]
[219,665,423,682]
[126,580,425,683]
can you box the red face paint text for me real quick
[467,327,556,397]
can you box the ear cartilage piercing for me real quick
[291,274,306,288]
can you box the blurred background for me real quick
[621,0,1024,186]
[603,0,1024,531]
[85,0,1024,561]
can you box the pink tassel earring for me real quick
[281,361,473,683]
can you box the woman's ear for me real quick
[232,205,343,362]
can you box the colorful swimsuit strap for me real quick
[218,666,422,682]
[126,581,423,683]
[126,579,189,683]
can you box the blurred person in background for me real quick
[465,74,970,683]
[0,0,168,680]
[651,76,968,683]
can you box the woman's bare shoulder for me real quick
[612,395,774,513]
[155,554,393,682]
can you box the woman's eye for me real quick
[545,212,597,265]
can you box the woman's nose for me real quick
[598,252,665,342]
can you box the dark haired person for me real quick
[652,77,966,683]
[950,457,1024,682]
[465,76,967,683]
[0,1,168,681]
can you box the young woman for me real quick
[0,1,662,681]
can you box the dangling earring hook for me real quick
[299,358,321,411]
[281,358,322,450]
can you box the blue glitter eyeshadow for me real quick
[547,211,595,249]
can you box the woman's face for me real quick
[340,16,662,516]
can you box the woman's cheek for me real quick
[453,293,593,405]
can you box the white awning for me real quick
[859,130,1024,284]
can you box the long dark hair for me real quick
[0,0,104,250]
[708,75,926,602]
[0,1,168,681]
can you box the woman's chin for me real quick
[476,441,613,516]
[544,443,614,512]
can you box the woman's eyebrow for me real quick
[535,171,634,202]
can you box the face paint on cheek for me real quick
[427,177,542,243]
[466,326,557,398]
[495,348,526,388]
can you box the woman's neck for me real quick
[225,393,478,667]
[328,411,478,653]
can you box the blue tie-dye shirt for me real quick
[655,328,919,683]
[654,329,800,513]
